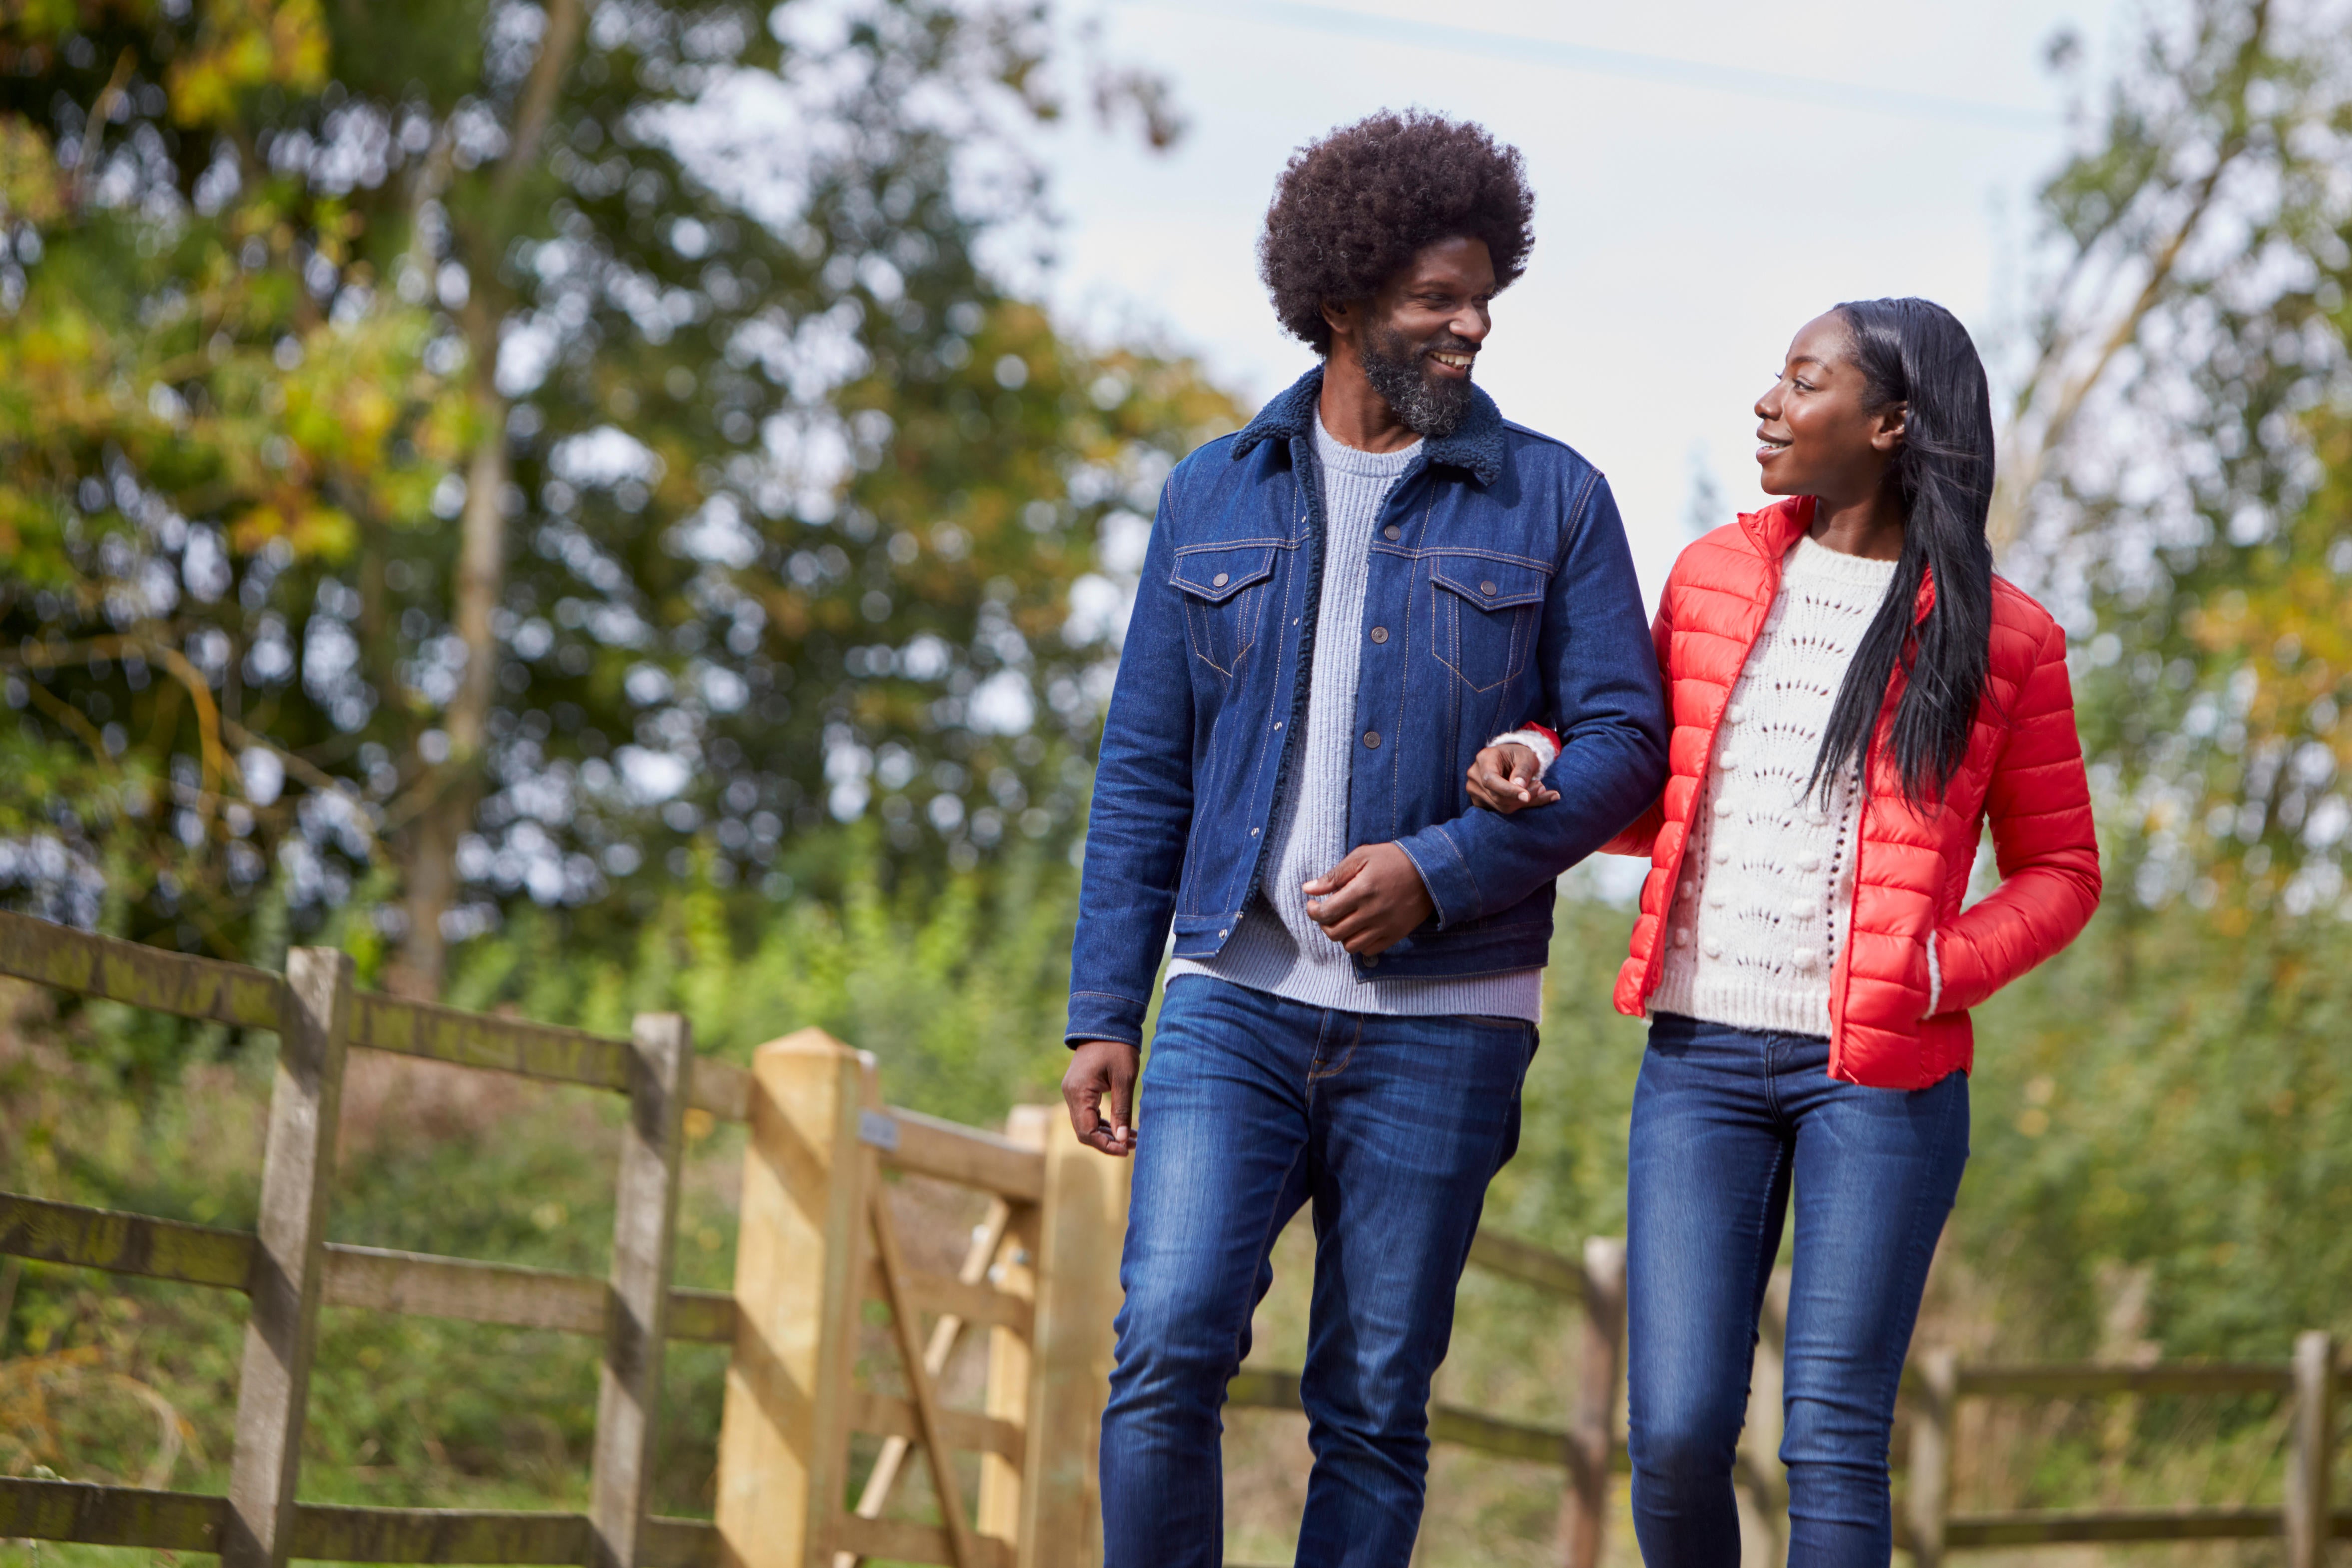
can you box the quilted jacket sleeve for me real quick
[1600,585,1677,859]
[1930,619,2101,1014]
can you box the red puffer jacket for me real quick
[1608,497,2101,1087]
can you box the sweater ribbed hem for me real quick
[1648,965,1831,1037]
[1167,921,1543,1021]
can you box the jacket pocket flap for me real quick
[1431,556,1549,611]
[1171,547,1276,604]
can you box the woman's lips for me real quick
[1755,433,1791,463]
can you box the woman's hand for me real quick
[1467,742,1559,814]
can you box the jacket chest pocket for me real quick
[1172,545,1278,678]
[1428,555,1548,693]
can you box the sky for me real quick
[1023,0,2128,604]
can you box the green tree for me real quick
[2002,0,2352,911]
[0,0,1240,992]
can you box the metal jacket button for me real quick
[1369,626,1389,644]
[1212,572,1229,587]
[1363,955,1381,968]
[1480,580,1498,596]
[1383,525,1401,540]
[1363,730,1381,749]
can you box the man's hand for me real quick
[1466,742,1559,815]
[1302,842,1435,956]
[1062,1039,1139,1158]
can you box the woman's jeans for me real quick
[1626,1013,1969,1568]
[1100,976,1536,1568]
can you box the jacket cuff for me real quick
[1931,927,1988,1015]
[1065,989,1148,1049]
[1394,822,1483,930]
[1488,726,1560,773]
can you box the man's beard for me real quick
[1358,323,1475,438]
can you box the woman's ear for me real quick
[1871,401,1909,453]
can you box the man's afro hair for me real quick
[1259,111,1534,356]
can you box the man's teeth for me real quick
[1431,353,1474,368]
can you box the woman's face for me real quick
[1753,312,1905,500]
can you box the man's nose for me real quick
[1451,305,1491,344]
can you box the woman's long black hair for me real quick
[1807,297,1997,809]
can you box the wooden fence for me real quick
[2,908,2347,1568]
[1900,1336,2349,1567]
[1227,1241,2351,1567]
[0,910,1125,1568]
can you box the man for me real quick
[1063,111,1667,1567]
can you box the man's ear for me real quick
[1871,401,1909,454]
[1321,297,1353,346]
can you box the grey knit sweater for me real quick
[1165,420,1544,1022]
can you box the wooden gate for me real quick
[714,1034,1126,1568]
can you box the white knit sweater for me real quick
[1650,536,1899,1037]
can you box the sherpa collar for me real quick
[1230,365,1507,485]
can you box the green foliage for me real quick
[440,832,1083,1124]
[0,0,1239,981]
[1959,896,2352,1359]
[2023,0,2352,910]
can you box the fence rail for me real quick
[0,1476,726,1566]
[0,911,1112,1568]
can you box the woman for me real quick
[1472,298,2100,1565]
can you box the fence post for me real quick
[2288,1330,2337,1568]
[1905,1349,1958,1568]
[588,1013,693,1568]
[223,946,353,1568]
[1015,1106,1129,1568]
[980,1108,1049,1553]
[1560,1236,1627,1568]
[715,1030,871,1568]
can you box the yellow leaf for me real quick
[0,116,64,227]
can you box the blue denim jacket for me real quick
[1066,369,1669,1047]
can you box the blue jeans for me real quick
[1100,976,1537,1568]
[1626,1014,1969,1568]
